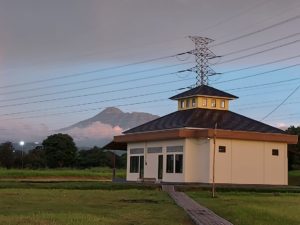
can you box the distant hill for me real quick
[59,107,159,147]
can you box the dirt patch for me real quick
[120,199,159,204]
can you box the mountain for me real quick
[61,107,159,131]
[59,107,159,147]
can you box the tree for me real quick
[286,126,300,170]
[25,147,47,169]
[76,146,127,169]
[42,133,77,168]
[0,142,14,169]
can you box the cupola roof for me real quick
[170,85,238,100]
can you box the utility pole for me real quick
[212,123,217,198]
[188,36,219,86]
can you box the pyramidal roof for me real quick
[124,108,285,134]
[170,85,238,100]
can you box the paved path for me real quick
[162,185,233,225]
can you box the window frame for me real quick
[211,99,216,108]
[192,98,196,107]
[220,99,225,108]
[186,99,190,108]
[202,98,207,107]
[180,100,185,109]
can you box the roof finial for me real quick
[188,36,219,86]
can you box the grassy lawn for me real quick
[0,188,192,225]
[188,191,300,225]
[0,167,126,180]
[0,181,159,190]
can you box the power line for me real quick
[221,54,300,74]
[0,78,192,115]
[213,1,300,43]
[0,76,192,108]
[216,39,299,65]
[225,77,300,92]
[1,32,298,94]
[3,39,298,98]
[238,87,296,98]
[211,14,300,47]
[222,32,300,57]
[236,99,300,111]
[0,51,190,89]
[0,89,187,121]
[199,0,273,34]
[2,52,297,99]
[213,64,300,84]
[0,69,190,102]
[1,8,299,91]
[261,83,300,121]
[0,61,192,96]
[2,40,296,99]
[1,98,169,121]
[3,76,300,117]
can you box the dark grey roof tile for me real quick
[124,108,284,134]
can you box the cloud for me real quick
[0,120,123,147]
[275,122,291,131]
[64,122,123,147]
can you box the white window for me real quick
[211,99,216,108]
[180,100,185,108]
[221,100,225,108]
[202,98,207,107]
[192,98,196,107]
[186,99,190,108]
[166,154,183,174]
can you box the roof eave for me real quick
[170,95,238,100]
[114,128,298,144]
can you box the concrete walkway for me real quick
[162,185,233,225]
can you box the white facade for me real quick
[126,138,288,185]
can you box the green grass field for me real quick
[188,191,300,225]
[0,168,299,225]
[0,167,126,180]
[0,188,192,225]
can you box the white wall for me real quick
[208,139,288,185]
[127,139,185,182]
[184,138,210,183]
[127,138,288,185]
[264,142,287,185]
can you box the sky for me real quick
[0,0,299,144]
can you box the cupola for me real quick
[170,85,238,111]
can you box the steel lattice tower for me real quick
[189,36,218,86]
